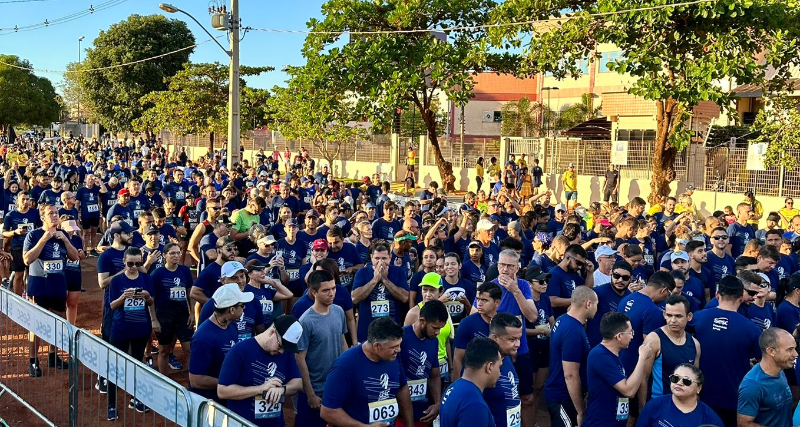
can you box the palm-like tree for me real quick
[500,97,554,137]
[557,93,602,131]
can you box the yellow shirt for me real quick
[17,153,28,166]
[487,164,501,180]
[562,171,577,192]
[743,198,763,226]
[7,152,18,166]
[780,208,800,227]
[407,150,416,166]
[517,159,528,169]
[476,164,484,177]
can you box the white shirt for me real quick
[593,269,611,287]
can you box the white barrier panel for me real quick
[197,400,256,427]
[4,291,72,351]
[76,330,193,427]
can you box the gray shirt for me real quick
[297,304,347,395]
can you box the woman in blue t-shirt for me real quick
[636,364,723,427]
[441,252,477,325]
[107,247,156,418]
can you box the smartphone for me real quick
[275,250,284,259]
[134,288,143,294]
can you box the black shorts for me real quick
[155,307,194,345]
[513,352,534,395]
[407,164,415,172]
[10,246,25,272]
[530,342,550,370]
[34,295,66,313]
[67,279,82,293]
[506,183,515,190]
[81,216,100,229]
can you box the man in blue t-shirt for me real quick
[548,244,595,318]
[737,327,795,427]
[453,282,502,382]
[440,337,501,427]
[617,271,672,376]
[218,315,304,427]
[189,283,253,403]
[693,275,762,427]
[351,242,410,342]
[2,192,41,295]
[484,313,523,427]
[321,317,414,427]
[400,300,448,424]
[706,226,736,293]
[544,286,597,427]
[727,203,755,258]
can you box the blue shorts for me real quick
[565,191,578,201]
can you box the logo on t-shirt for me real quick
[267,362,277,377]
[416,352,427,377]
[51,243,61,258]
[174,277,181,286]
[712,317,729,331]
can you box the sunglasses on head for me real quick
[711,235,729,240]
[612,272,631,281]
[669,374,695,387]
[126,261,143,267]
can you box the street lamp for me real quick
[542,86,559,139]
[159,2,241,166]
[78,36,85,126]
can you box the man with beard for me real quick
[484,313,523,427]
[188,196,224,268]
[297,210,326,260]
[587,260,633,347]
[106,188,134,227]
[325,226,363,289]
[548,244,595,318]
[391,230,417,282]
[685,240,713,304]
[190,236,238,320]
[372,200,403,241]
[352,241,410,342]
[705,226,736,292]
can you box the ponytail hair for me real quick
[777,275,800,307]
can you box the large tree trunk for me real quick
[648,97,680,205]
[209,131,215,154]
[421,108,455,192]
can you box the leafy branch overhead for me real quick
[752,95,800,171]
[490,0,800,201]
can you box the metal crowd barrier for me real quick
[0,285,260,427]
[0,286,75,427]
[72,329,195,426]
[196,400,255,427]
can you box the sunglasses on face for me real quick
[711,235,729,240]
[209,206,222,211]
[568,255,585,268]
[669,374,695,387]
[126,261,144,267]
[612,272,631,281]
[745,289,759,297]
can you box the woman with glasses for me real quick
[780,198,800,229]
[107,247,156,418]
[150,242,194,375]
[635,364,723,427]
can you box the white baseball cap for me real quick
[670,251,690,263]
[595,245,617,258]
[221,261,246,278]
[212,283,254,309]
[476,219,496,231]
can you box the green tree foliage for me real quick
[491,0,800,203]
[500,96,547,137]
[268,65,366,166]
[133,62,272,138]
[399,99,445,139]
[60,62,95,122]
[752,95,800,170]
[0,55,61,132]
[557,93,600,131]
[78,14,195,134]
[302,0,517,190]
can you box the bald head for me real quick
[571,286,597,307]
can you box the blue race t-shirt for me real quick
[24,228,69,298]
[3,208,40,248]
[483,356,521,427]
[738,363,793,427]
[150,265,193,311]
[440,379,496,427]
[545,314,590,404]
[322,345,408,426]
[218,337,300,427]
[352,263,409,342]
[476,278,533,355]
[692,307,762,410]
[76,186,102,219]
[776,301,800,332]
[189,319,239,402]
[636,395,723,427]
[618,292,664,374]
[705,251,735,292]
[547,265,585,318]
[585,345,628,427]
[198,296,265,342]
[454,313,491,350]
[328,243,362,288]
[108,273,154,340]
[400,325,440,421]
[727,222,755,258]
[588,284,630,347]
[194,262,223,298]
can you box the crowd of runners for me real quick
[4,131,800,427]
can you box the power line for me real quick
[248,0,716,35]
[0,0,129,35]
[0,36,221,74]
[0,0,58,3]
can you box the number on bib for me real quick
[170,286,186,301]
[616,397,629,421]
[261,300,274,317]
[254,396,282,419]
[507,405,521,427]
[370,300,390,317]
[43,260,63,273]
[87,204,99,213]
[287,269,300,281]
[368,398,398,424]
[408,379,428,402]
[124,297,146,311]
[445,301,464,317]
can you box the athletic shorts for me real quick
[513,352,534,396]
[530,342,550,370]
[155,307,194,345]
[565,191,578,201]
[81,216,100,229]
[34,295,67,313]
[407,164,415,172]
[67,279,82,293]
[547,400,578,427]
[10,246,25,272]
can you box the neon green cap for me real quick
[419,272,442,289]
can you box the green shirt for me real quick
[231,209,260,233]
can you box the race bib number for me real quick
[644,255,654,265]
[370,300,390,317]
[66,259,80,267]
[133,209,144,218]
[238,332,252,342]
[439,358,449,378]
[43,260,63,273]
[7,204,16,213]
[507,405,521,427]
[616,397,629,421]
[87,204,99,213]
[408,379,427,402]
[17,223,34,232]
[368,398,398,424]
[107,199,117,206]
[261,300,274,317]
[254,395,282,419]
[340,272,353,286]
[445,301,464,317]
[175,191,185,200]
[170,286,186,301]
[287,269,300,281]
[124,297,145,311]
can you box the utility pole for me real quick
[227,0,241,167]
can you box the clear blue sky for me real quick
[1,0,326,92]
